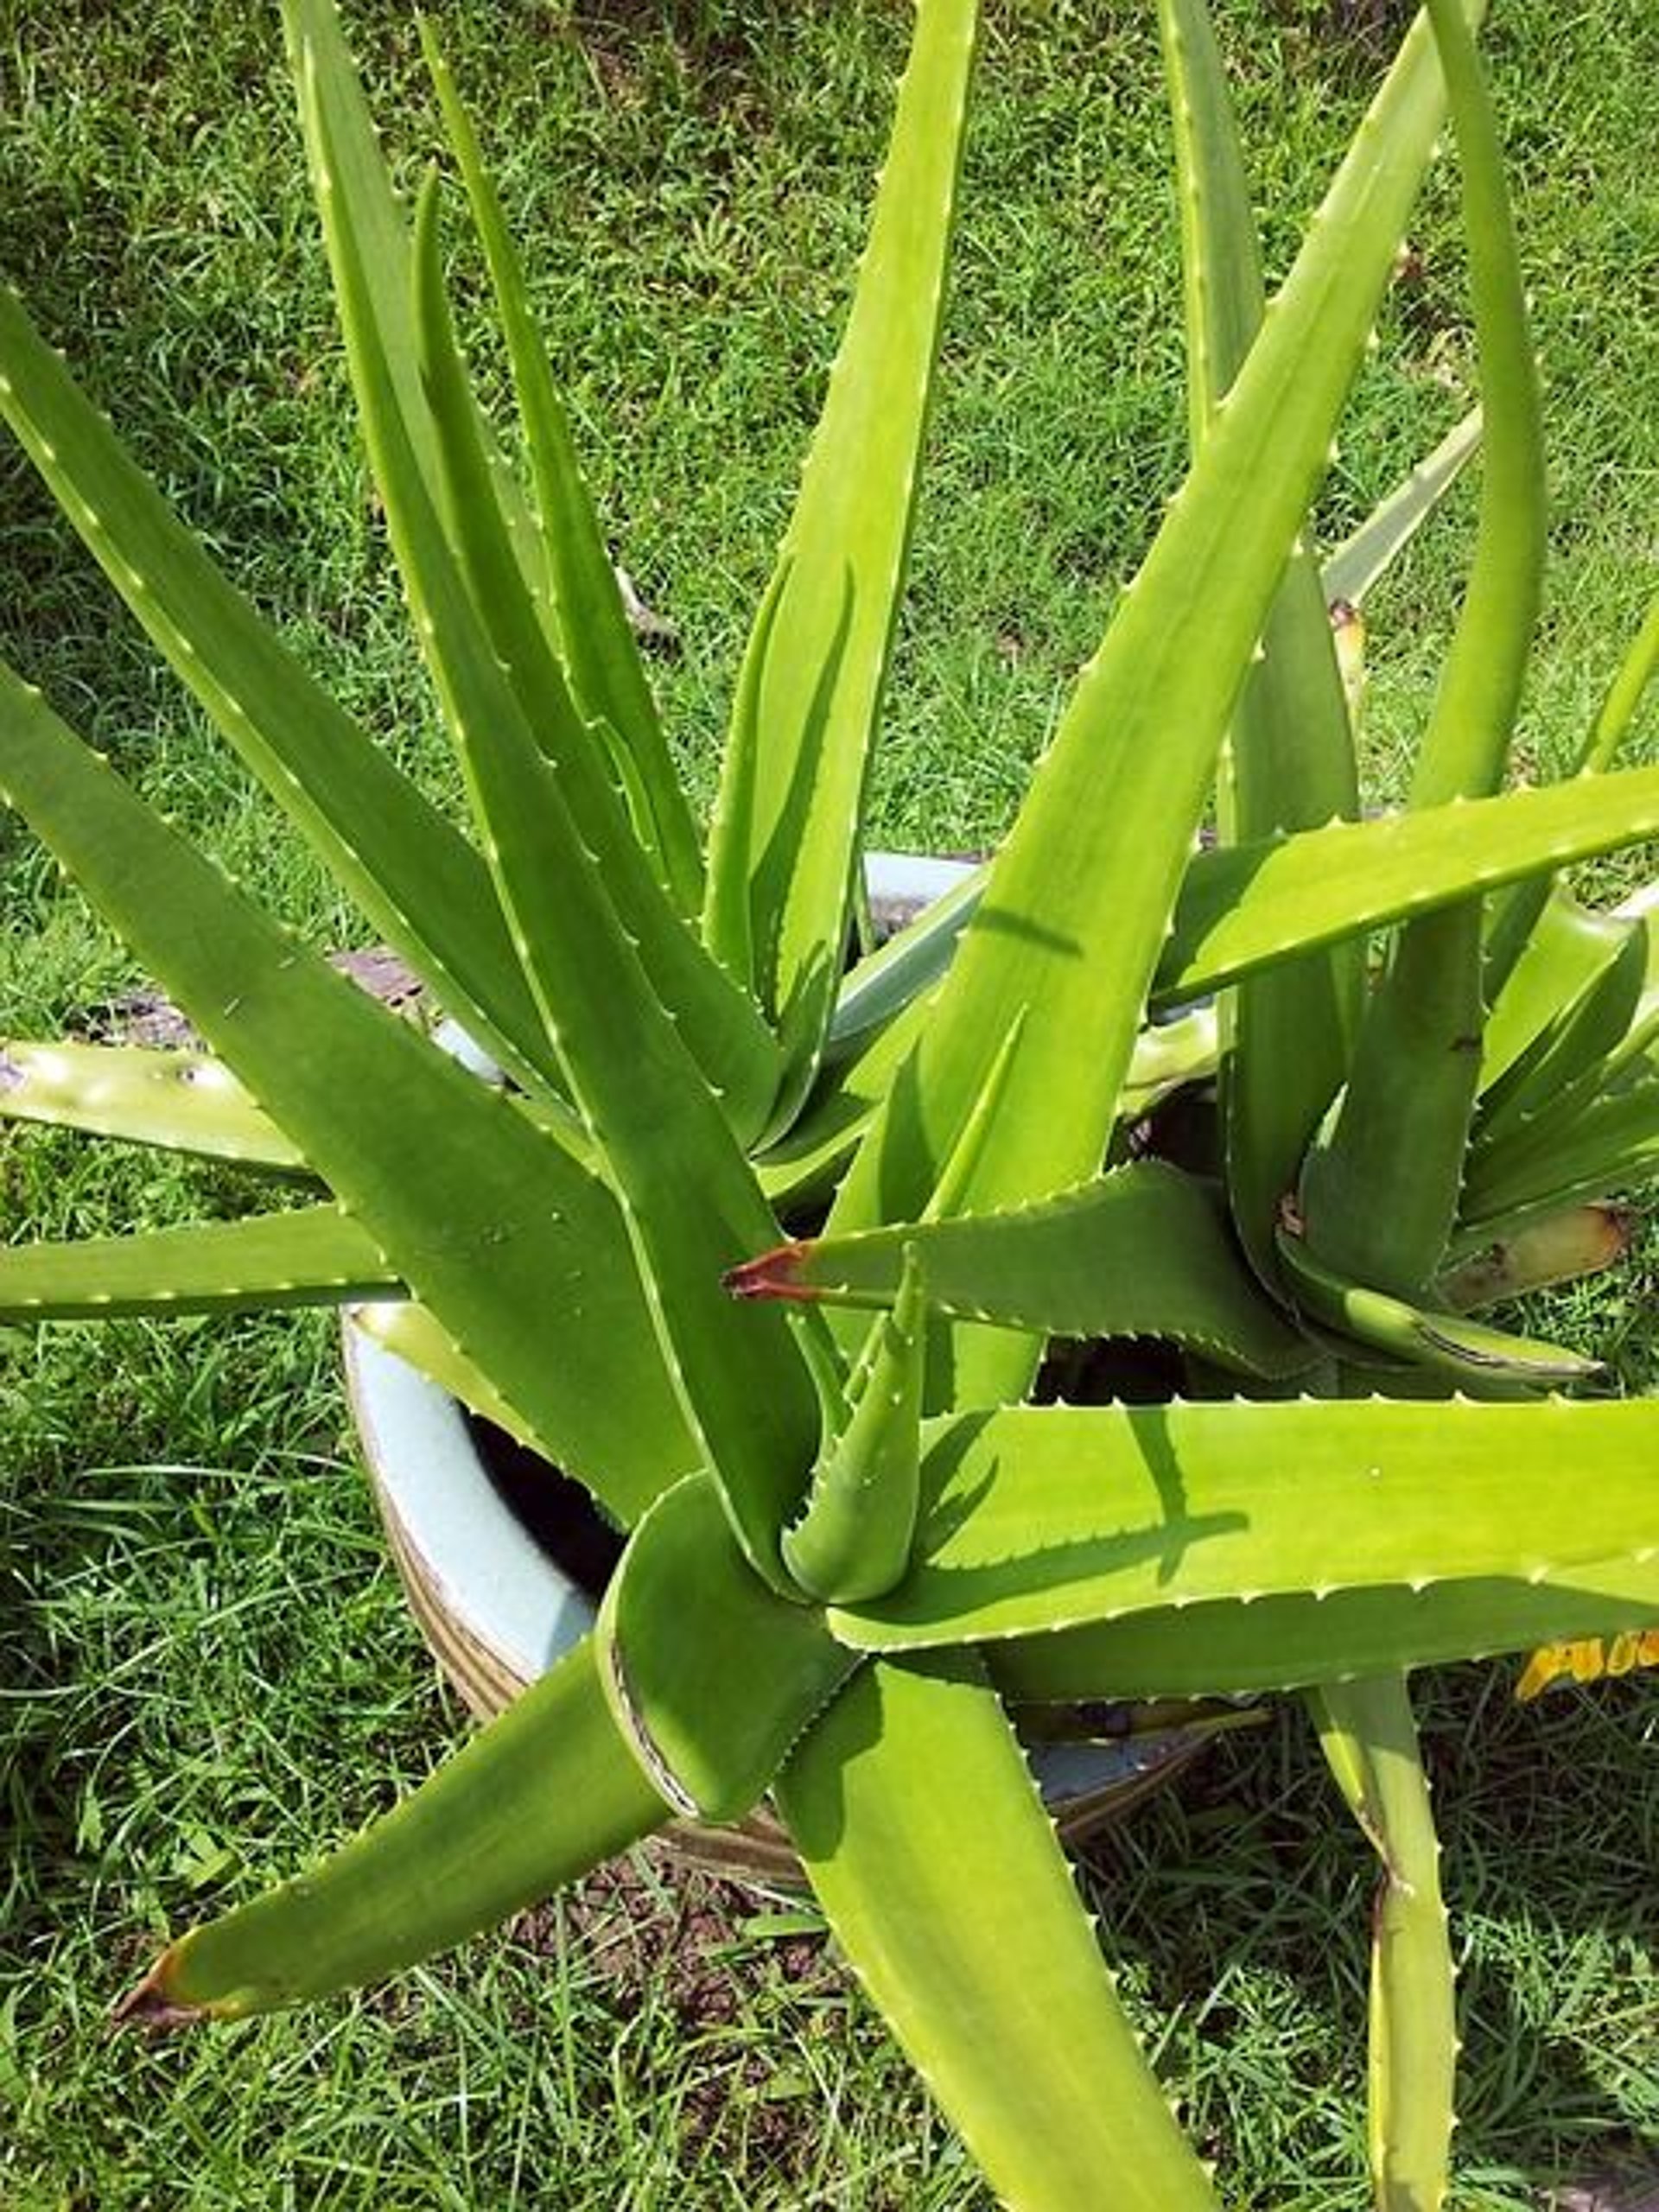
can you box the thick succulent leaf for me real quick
[833,5,1473,1407]
[992,1553,1659,1705]
[1160,0,1362,1288]
[408,176,779,1138]
[775,1654,1221,2212]
[0,294,561,1107]
[1321,407,1483,613]
[0,1038,304,1171]
[1479,888,1638,1096]
[823,865,981,1072]
[0,1205,397,1321]
[1438,1201,1635,1310]
[1276,1230,1599,1389]
[0,670,696,1520]
[1460,1083,1659,1236]
[827,1397,1659,1652]
[595,1473,860,1822]
[730,1164,1312,1382]
[418,25,701,915]
[1301,0,1545,1299]
[702,0,978,1084]
[1479,918,1646,1143]
[780,1245,928,1605]
[117,1636,668,2024]
[1581,589,1659,777]
[1156,761,1659,1005]
[1311,1675,1456,2212]
[308,85,774,1142]
[351,1300,555,1459]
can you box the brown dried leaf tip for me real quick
[721,1242,818,1302]
[111,1955,207,2036]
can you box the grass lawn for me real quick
[3,1,1658,2204]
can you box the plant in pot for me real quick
[3,0,1658,2202]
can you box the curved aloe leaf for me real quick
[1479,888,1638,1096]
[1156,761,1659,1005]
[0,1039,304,1171]
[1160,0,1361,1289]
[407,174,779,1140]
[827,1397,1659,1652]
[1438,1201,1634,1310]
[731,1164,1312,1382]
[1301,0,1546,1299]
[1321,406,1483,613]
[1275,1226,1599,1389]
[416,24,700,914]
[596,1473,859,1822]
[833,4,1473,1407]
[1460,1081,1659,1236]
[116,1636,668,2024]
[702,0,979,1086]
[780,1245,927,1605]
[992,1553,1659,1704]
[775,1655,1220,2212]
[0,293,563,1109]
[0,669,696,1522]
[0,1205,397,1321]
[1479,917,1646,1143]
[1311,1675,1456,2212]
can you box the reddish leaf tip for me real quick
[722,1242,818,1301]
[111,1956,207,2035]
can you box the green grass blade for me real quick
[780,1246,927,1605]
[729,1164,1312,1382]
[0,1039,305,1170]
[1300,0,1547,1297]
[116,1636,669,2023]
[833,6,1470,1404]
[408,173,780,1137]
[827,1397,1659,1652]
[1154,761,1659,1005]
[1320,407,1483,611]
[596,1474,860,1822]
[775,1655,1220,2212]
[991,1553,1659,1704]
[1311,1676,1456,2212]
[1160,0,1362,1287]
[0,668,696,1521]
[0,291,563,1102]
[418,22,702,916]
[702,0,979,1074]
[0,1205,397,1320]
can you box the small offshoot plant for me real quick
[3,0,1658,2203]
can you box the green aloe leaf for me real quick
[0,1039,304,1171]
[0,1205,397,1321]
[1479,888,1639,1096]
[417,23,702,915]
[348,1302,560,1462]
[827,1396,1659,1653]
[1438,1201,1635,1310]
[596,1473,860,1821]
[1275,1230,1600,1389]
[1155,761,1659,1004]
[1160,0,1362,1288]
[1311,1675,1456,2212]
[1300,0,1545,1299]
[991,1553,1659,1704]
[115,1636,669,2024]
[729,1164,1311,1382]
[833,5,1475,1407]
[0,668,696,1522]
[780,1245,928,1605]
[1320,406,1483,612]
[1478,913,1647,1143]
[1459,1082,1659,1237]
[775,1654,1220,2212]
[0,295,563,1109]
[407,172,779,1139]
[702,0,979,1083]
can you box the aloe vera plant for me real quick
[3,0,1657,2202]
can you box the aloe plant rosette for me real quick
[3,0,1659,2203]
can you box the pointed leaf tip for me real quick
[111,1955,209,2034]
[723,1243,817,1301]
